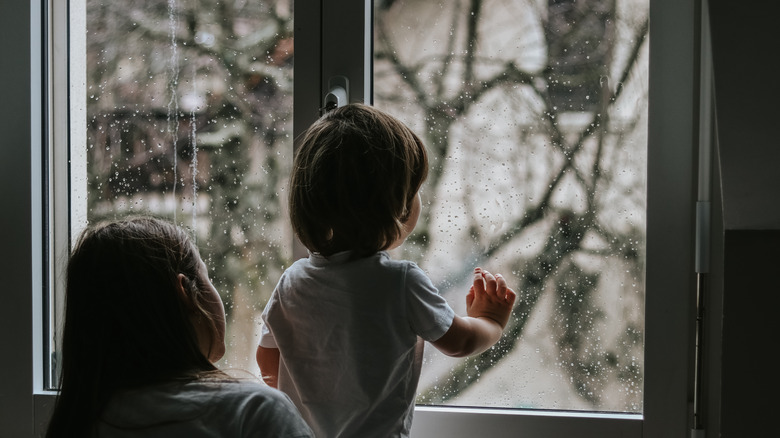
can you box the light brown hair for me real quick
[289,103,428,257]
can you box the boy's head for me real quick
[290,103,428,257]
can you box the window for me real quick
[373,0,647,413]
[1,0,697,436]
[57,0,296,379]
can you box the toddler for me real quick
[257,104,516,438]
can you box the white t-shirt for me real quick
[259,251,456,438]
[97,379,314,437]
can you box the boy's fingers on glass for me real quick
[473,271,485,292]
[496,274,507,295]
[482,270,497,294]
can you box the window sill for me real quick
[411,405,642,438]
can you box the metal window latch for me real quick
[323,76,349,114]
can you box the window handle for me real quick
[323,76,349,113]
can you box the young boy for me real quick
[257,104,516,438]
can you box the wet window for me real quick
[57,0,295,377]
[60,0,648,415]
[374,0,648,412]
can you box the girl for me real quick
[257,104,517,438]
[46,216,313,438]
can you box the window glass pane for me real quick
[57,0,295,381]
[374,0,648,412]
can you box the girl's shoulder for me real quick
[113,377,273,402]
[101,378,313,437]
[194,378,315,436]
[171,378,307,423]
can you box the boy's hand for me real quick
[431,267,517,357]
[466,267,516,329]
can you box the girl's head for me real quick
[52,216,225,435]
[290,103,428,256]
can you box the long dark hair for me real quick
[289,103,429,257]
[46,217,220,438]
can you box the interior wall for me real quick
[708,2,780,229]
[708,1,780,436]
[720,230,780,436]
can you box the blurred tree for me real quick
[375,0,648,410]
[85,0,294,370]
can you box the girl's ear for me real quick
[176,273,192,305]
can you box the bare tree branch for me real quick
[419,14,649,403]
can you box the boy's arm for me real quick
[256,345,281,388]
[431,268,516,358]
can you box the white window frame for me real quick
[0,0,697,436]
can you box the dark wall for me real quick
[709,1,780,436]
[720,230,780,436]
[709,2,780,230]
